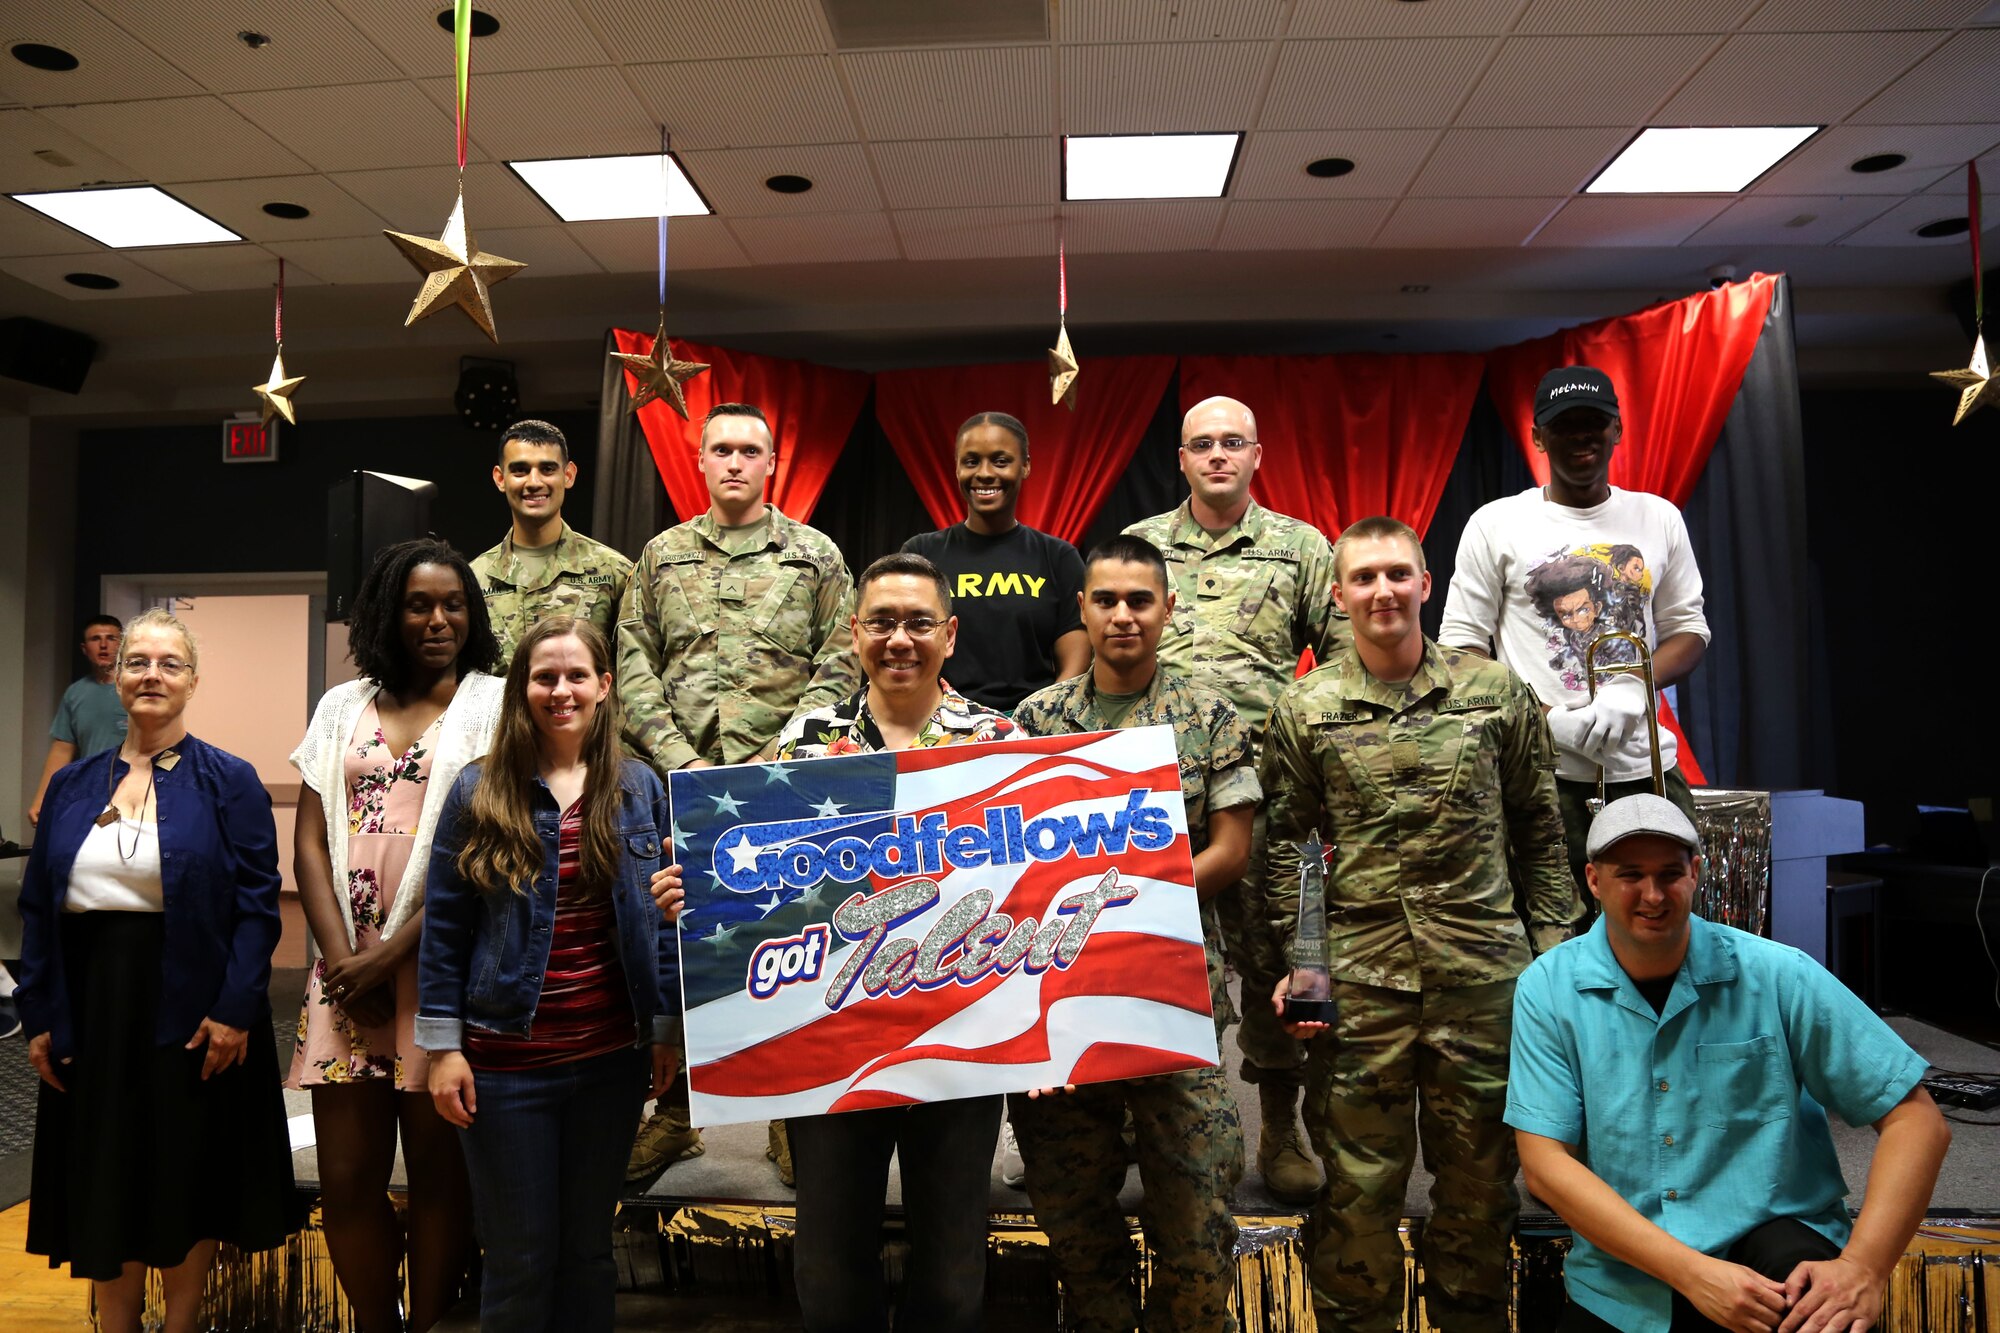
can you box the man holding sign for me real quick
[770,551,1016,1332]
[1009,534,1258,1333]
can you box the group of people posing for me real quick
[14,366,1951,1333]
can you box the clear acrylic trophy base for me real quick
[1282,997,1336,1024]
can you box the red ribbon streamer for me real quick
[274,258,284,346]
[1972,160,1984,330]
[1058,237,1067,318]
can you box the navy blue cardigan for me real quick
[17,735,283,1060]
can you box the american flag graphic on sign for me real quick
[670,725,1218,1125]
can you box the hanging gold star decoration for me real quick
[1932,334,1999,426]
[252,349,305,426]
[383,189,525,343]
[610,314,710,419]
[1048,323,1079,409]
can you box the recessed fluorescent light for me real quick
[508,154,711,222]
[1064,133,1241,201]
[1586,126,1820,194]
[11,186,240,247]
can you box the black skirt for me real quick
[27,911,299,1280]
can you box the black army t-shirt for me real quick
[902,522,1085,713]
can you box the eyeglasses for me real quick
[857,616,943,640]
[122,656,191,678]
[1184,436,1255,456]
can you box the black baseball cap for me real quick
[1534,366,1620,426]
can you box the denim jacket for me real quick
[415,757,683,1052]
[17,735,283,1060]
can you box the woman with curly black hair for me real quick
[285,538,503,1332]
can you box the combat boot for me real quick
[626,1105,704,1183]
[1257,1079,1323,1204]
[767,1119,795,1188]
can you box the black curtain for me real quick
[594,330,674,560]
[1081,373,1187,554]
[1423,381,1534,644]
[812,387,934,574]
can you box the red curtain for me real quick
[873,356,1177,544]
[613,330,871,523]
[1177,352,1485,539]
[1483,272,1778,502]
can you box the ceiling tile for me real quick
[1375,196,1565,247]
[170,174,391,241]
[892,206,1057,261]
[1529,195,1733,246]
[871,138,1056,210]
[324,0,607,75]
[625,55,858,149]
[1456,35,1719,127]
[728,212,899,264]
[1231,129,1440,199]
[1288,0,1531,38]
[567,0,831,59]
[0,198,102,257]
[566,216,752,271]
[126,243,312,292]
[1685,193,1898,245]
[1752,123,2000,195]
[1062,41,1268,135]
[433,68,662,160]
[1064,200,1225,252]
[1926,142,2000,192]
[0,252,192,299]
[1261,39,1497,130]
[842,46,1052,141]
[466,225,604,276]
[681,143,883,214]
[41,97,309,181]
[1839,191,1999,245]
[1213,199,1395,250]
[1409,126,1630,197]
[0,0,203,105]
[1741,0,1990,32]
[263,235,423,284]
[1057,0,1286,43]
[1848,30,2000,125]
[329,162,552,232]
[105,2,400,92]
[1654,31,1945,124]
[226,82,456,173]
[0,108,137,193]
[1515,0,1756,34]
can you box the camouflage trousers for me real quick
[1302,979,1518,1333]
[1555,765,1697,920]
[1009,1066,1246,1333]
[1220,811,1307,1082]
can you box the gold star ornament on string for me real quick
[383,189,526,343]
[252,350,305,426]
[1048,324,1079,409]
[610,315,710,419]
[1932,334,1999,426]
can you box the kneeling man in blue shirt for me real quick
[1507,795,1949,1333]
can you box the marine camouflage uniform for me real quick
[1262,639,1576,1332]
[1007,667,1258,1333]
[616,510,858,772]
[471,522,633,668]
[1124,499,1346,1083]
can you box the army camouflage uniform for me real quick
[472,522,634,668]
[1008,667,1257,1333]
[1124,500,1346,1148]
[616,509,858,772]
[1262,639,1576,1333]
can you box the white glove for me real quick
[1580,675,1648,754]
[1545,702,1606,760]
[1605,718,1658,772]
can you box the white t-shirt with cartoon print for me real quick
[1439,486,1708,782]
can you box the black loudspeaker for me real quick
[0,316,96,394]
[326,471,439,623]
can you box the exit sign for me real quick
[222,416,278,463]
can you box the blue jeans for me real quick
[455,1047,648,1333]
[789,1094,1003,1332]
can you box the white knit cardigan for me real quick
[289,673,505,946]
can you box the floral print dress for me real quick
[286,700,441,1091]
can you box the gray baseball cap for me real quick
[1586,794,1701,860]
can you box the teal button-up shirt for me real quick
[1505,914,1927,1333]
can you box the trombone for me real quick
[1584,630,1664,814]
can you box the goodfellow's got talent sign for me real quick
[669,727,1219,1126]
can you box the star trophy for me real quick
[1282,832,1335,1025]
